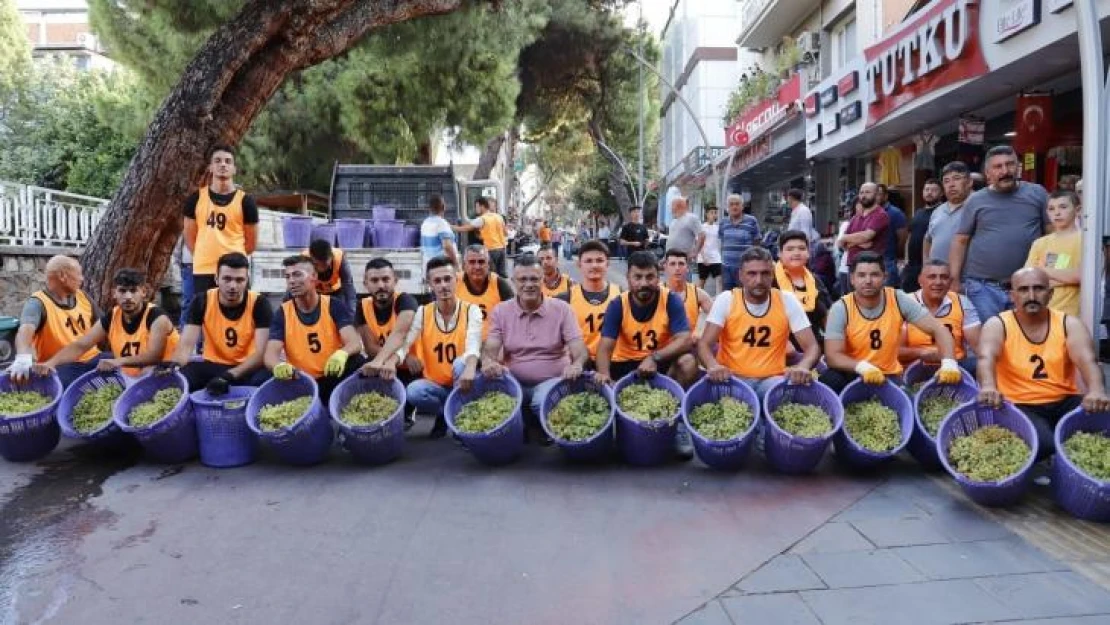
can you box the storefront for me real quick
[805,0,1110,219]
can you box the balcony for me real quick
[737,0,817,49]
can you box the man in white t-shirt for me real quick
[697,206,722,293]
[420,194,459,271]
[786,188,817,244]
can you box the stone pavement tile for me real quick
[850,518,951,548]
[788,522,875,554]
[831,490,930,522]
[968,616,1110,624]
[929,507,1017,543]
[973,572,1110,620]
[893,538,1068,580]
[874,475,970,514]
[675,600,734,625]
[735,554,826,594]
[801,549,925,588]
[800,579,1018,625]
[719,593,822,625]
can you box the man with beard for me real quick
[456,244,514,339]
[820,252,960,393]
[305,239,356,314]
[557,240,622,368]
[837,183,890,268]
[366,256,480,438]
[773,230,831,344]
[977,268,1110,460]
[11,256,104,387]
[539,245,575,298]
[264,255,364,403]
[596,251,698,457]
[902,178,943,292]
[925,162,973,265]
[168,253,272,393]
[949,145,1048,321]
[482,255,587,442]
[356,258,420,428]
[38,268,180,382]
[898,260,980,374]
[699,247,819,399]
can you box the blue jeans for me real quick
[57,353,106,388]
[964,277,1012,323]
[722,265,740,291]
[179,263,194,328]
[521,376,563,423]
[405,359,468,414]
[885,259,901,287]
[736,375,784,400]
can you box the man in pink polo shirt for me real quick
[482,254,588,443]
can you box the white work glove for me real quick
[936,358,962,385]
[854,360,885,385]
[8,354,32,380]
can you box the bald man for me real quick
[837,182,890,266]
[10,256,104,386]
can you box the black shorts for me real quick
[697,263,721,280]
[610,358,676,381]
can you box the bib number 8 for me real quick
[870,329,882,350]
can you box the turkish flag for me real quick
[1013,93,1054,154]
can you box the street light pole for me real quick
[1076,0,1106,334]
[597,139,642,206]
[637,1,646,206]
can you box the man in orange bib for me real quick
[365,256,481,438]
[557,240,622,368]
[11,256,104,387]
[977,267,1110,460]
[169,253,272,393]
[306,239,356,314]
[183,145,258,300]
[454,197,509,277]
[264,256,364,403]
[456,245,514,339]
[699,247,820,398]
[821,252,960,393]
[773,230,832,345]
[663,249,712,337]
[898,259,980,374]
[355,258,420,429]
[539,245,574,298]
[39,269,180,381]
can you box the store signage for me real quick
[807,123,822,144]
[840,101,862,125]
[725,73,801,147]
[995,0,1041,42]
[735,135,773,170]
[1047,0,1072,12]
[820,86,838,108]
[804,93,819,117]
[863,0,989,127]
[837,72,859,97]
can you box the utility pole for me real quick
[1076,0,1106,335]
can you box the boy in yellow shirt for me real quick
[1025,190,1081,316]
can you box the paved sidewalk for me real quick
[676,472,1110,625]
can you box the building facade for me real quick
[17,0,114,70]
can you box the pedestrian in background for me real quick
[697,206,722,294]
[665,196,705,264]
[902,178,943,292]
[719,193,761,291]
[838,183,889,268]
[925,161,973,266]
[786,188,818,244]
[877,183,907,287]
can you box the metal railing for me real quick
[0,181,108,248]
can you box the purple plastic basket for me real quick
[373,220,406,248]
[311,223,337,246]
[113,371,196,463]
[363,222,376,248]
[539,373,615,463]
[613,372,684,467]
[903,360,976,389]
[246,373,333,466]
[328,374,406,466]
[937,401,1038,507]
[908,378,978,470]
[403,224,420,248]
[1052,408,1110,521]
[785,352,827,374]
[335,218,366,249]
[0,371,63,462]
[371,205,397,221]
[762,380,843,474]
[682,376,761,471]
[282,216,313,248]
[191,386,257,468]
[445,373,524,466]
[57,369,131,448]
[835,379,913,468]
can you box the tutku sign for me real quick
[725,73,801,147]
[863,0,988,127]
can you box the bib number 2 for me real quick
[1030,354,1048,380]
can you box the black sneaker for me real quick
[429,416,448,439]
[403,406,417,431]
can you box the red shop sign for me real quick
[726,73,801,147]
[863,0,988,127]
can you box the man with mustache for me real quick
[898,260,980,374]
[977,268,1110,460]
[837,182,889,268]
[949,145,1048,321]
[356,258,420,428]
[456,244,514,339]
[924,161,973,267]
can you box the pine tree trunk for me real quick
[82,0,470,308]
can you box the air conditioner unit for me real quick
[798,31,821,55]
[76,33,97,50]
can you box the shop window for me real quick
[829,14,856,73]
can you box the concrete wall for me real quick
[0,247,65,317]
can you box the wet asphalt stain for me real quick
[0,443,140,625]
